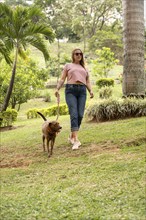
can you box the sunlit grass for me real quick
[1,115,145,220]
[1,78,145,219]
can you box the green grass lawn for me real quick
[1,114,146,220]
[1,42,145,219]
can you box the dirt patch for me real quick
[0,149,42,169]
[0,152,32,168]
[0,159,32,168]
[1,137,145,168]
[120,137,146,147]
[0,125,24,132]
[0,125,15,132]
[55,137,145,159]
[55,140,120,159]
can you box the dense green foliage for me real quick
[0,108,18,127]
[85,98,146,122]
[46,53,71,79]
[96,78,115,88]
[92,47,119,77]
[0,3,54,63]
[0,58,49,110]
[88,29,123,61]
[26,104,69,119]
[34,0,122,43]
[0,3,55,111]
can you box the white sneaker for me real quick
[72,141,81,150]
[68,135,74,144]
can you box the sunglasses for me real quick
[74,52,82,56]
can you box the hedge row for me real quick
[85,98,146,122]
[0,108,18,127]
[26,104,69,119]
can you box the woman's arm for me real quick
[55,69,67,97]
[86,76,94,98]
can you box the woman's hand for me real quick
[90,91,94,98]
[55,90,59,97]
[55,90,60,103]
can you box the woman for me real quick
[55,48,94,150]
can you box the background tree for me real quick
[92,47,119,78]
[34,0,122,42]
[46,53,70,82]
[72,0,122,38]
[34,0,73,71]
[0,58,48,110]
[88,26,123,63]
[122,0,145,96]
[0,3,55,112]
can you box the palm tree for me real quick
[122,0,145,97]
[0,3,54,111]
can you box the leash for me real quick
[56,94,60,121]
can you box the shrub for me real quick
[96,78,114,88]
[26,104,69,119]
[99,86,113,99]
[85,98,146,122]
[0,108,18,127]
[26,108,38,119]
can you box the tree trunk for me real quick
[122,0,145,96]
[1,47,18,111]
[11,97,16,109]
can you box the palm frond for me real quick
[23,24,55,43]
[0,3,55,62]
[27,6,44,19]
[23,35,50,61]
[18,46,27,60]
[0,3,12,18]
[0,39,12,64]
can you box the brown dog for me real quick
[37,112,62,157]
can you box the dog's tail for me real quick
[37,112,47,121]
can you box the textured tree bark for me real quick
[122,0,145,96]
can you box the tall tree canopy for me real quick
[34,0,122,42]
[0,3,55,111]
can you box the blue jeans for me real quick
[65,84,87,132]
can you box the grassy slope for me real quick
[1,115,146,220]
[1,42,145,219]
[30,41,85,69]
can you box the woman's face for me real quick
[73,50,83,62]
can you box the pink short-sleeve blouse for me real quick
[63,63,89,85]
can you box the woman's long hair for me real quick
[72,48,85,69]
